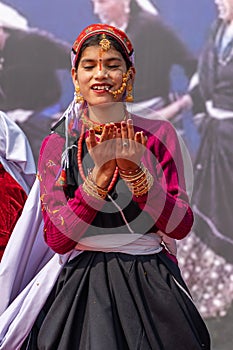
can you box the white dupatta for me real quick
[0,111,35,194]
[0,178,75,349]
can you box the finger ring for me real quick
[123,141,129,147]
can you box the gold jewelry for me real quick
[99,34,111,52]
[80,108,129,133]
[125,81,134,102]
[83,179,107,200]
[82,169,108,200]
[119,163,154,197]
[109,71,128,99]
[75,85,84,104]
[108,68,134,102]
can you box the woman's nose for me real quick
[94,67,108,79]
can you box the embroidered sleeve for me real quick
[38,133,105,254]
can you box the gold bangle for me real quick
[86,176,108,196]
[122,163,154,196]
[118,164,141,176]
[88,170,108,192]
[120,170,145,182]
[83,178,107,200]
[120,163,147,185]
[126,173,147,187]
[133,173,154,196]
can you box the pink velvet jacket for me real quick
[38,116,193,255]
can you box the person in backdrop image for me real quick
[0,1,71,164]
[91,0,197,135]
[0,111,36,261]
[166,0,233,348]
[0,23,210,349]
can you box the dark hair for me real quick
[74,34,132,70]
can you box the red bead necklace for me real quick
[77,123,119,192]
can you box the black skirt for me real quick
[22,251,210,350]
[191,116,233,262]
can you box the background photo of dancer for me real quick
[1,0,216,161]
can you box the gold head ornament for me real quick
[99,34,111,51]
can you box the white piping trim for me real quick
[172,276,194,303]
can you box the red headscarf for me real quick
[71,23,134,67]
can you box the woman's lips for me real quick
[91,84,112,92]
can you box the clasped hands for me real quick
[85,119,147,189]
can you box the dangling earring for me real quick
[75,85,84,104]
[125,81,134,102]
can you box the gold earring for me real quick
[75,85,84,104]
[125,81,134,103]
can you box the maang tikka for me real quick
[99,34,111,52]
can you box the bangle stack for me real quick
[82,170,108,200]
[119,163,154,197]
[82,163,154,199]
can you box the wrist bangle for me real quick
[82,169,108,200]
[118,164,141,176]
[120,162,154,196]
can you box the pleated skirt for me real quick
[191,116,233,262]
[22,251,210,350]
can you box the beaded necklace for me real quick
[80,107,128,134]
[77,123,119,192]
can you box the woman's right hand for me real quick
[85,123,117,189]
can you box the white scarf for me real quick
[0,111,36,194]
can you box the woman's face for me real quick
[215,0,233,21]
[72,45,129,106]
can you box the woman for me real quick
[91,0,198,158]
[91,0,197,103]
[0,23,209,349]
[0,2,71,164]
[192,0,233,260]
[176,0,233,322]
[0,111,36,261]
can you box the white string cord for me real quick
[107,194,135,234]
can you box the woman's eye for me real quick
[108,65,120,69]
[84,66,95,70]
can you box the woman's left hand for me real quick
[116,119,147,171]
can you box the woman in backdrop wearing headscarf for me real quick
[163,6,233,347]
[91,0,197,132]
[0,111,36,261]
[0,2,71,164]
